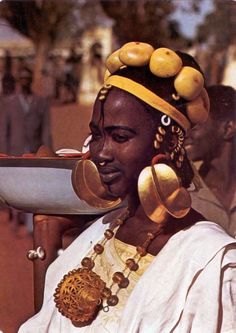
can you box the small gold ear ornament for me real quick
[168,125,185,168]
[156,133,163,143]
[154,126,166,150]
[72,159,121,210]
[98,84,113,102]
[157,126,166,136]
[154,140,160,149]
[138,154,191,224]
[172,93,180,101]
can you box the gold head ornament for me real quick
[104,41,210,131]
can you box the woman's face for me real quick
[89,89,157,199]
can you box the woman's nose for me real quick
[96,137,114,163]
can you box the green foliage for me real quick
[197,0,236,50]
[0,0,80,45]
[100,0,202,48]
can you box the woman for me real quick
[19,43,236,332]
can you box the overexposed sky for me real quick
[0,0,215,42]
[173,0,214,38]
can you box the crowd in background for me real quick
[0,48,83,104]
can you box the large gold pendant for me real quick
[54,268,106,326]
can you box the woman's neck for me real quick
[115,200,202,256]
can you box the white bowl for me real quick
[0,157,119,214]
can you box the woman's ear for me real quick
[223,120,236,140]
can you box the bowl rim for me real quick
[0,157,81,169]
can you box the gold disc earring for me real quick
[138,154,191,224]
[72,159,121,210]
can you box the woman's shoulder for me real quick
[172,219,236,268]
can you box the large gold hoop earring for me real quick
[71,157,121,210]
[138,154,191,224]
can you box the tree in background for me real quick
[100,0,203,49]
[195,0,236,84]
[0,0,87,93]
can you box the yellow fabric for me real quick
[87,235,154,332]
[105,75,191,131]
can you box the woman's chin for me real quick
[103,182,127,200]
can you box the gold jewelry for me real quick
[72,159,121,209]
[98,84,112,102]
[168,125,185,169]
[138,154,191,224]
[105,75,191,131]
[54,209,164,326]
[104,42,210,129]
[154,126,166,151]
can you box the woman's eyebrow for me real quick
[89,122,137,135]
[105,126,136,134]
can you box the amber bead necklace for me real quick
[54,209,164,326]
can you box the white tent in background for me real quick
[0,19,34,57]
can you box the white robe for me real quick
[18,216,236,333]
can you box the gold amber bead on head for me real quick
[94,244,104,254]
[107,295,119,306]
[81,257,95,269]
[104,229,114,239]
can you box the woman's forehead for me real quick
[92,89,153,127]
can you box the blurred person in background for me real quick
[185,85,236,238]
[89,41,104,92]
[1,50,15,96]
[0,66,52,156]
[2,72,15,96]
[0,67,52,234]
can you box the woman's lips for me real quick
[99,168,121,184]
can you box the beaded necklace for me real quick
[54,209,164,327]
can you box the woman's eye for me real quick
[112,133,130,143]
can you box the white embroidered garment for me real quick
[18,217,236,333]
